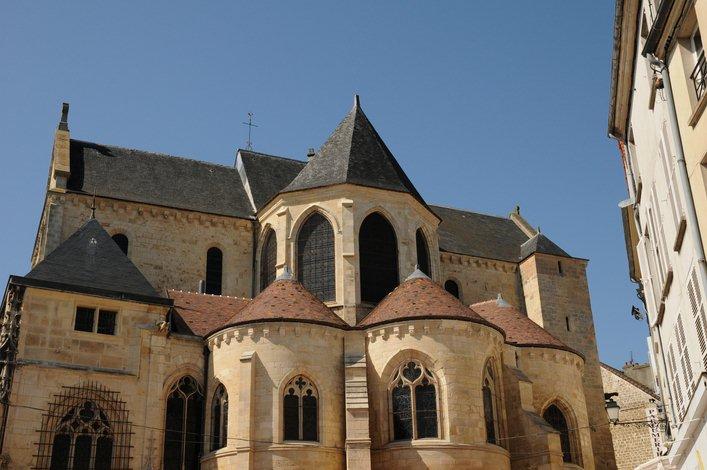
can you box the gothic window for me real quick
[415,229,430,276]
[543,404,575,463]
[282,375,318,442]
[388,361,439,441]
[34,382,131,470]
[444,280,460,299]
[260,229,277,291]
[482,364,499,445]
[163,376,204,470]
[205,247,223,295]
[360,213,398,303]
[111,234,129,256]
[297,213,335,301]
[211,384,228,451]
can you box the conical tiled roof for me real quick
[472,296,581,357]
[358,271,500,332]
[282,96,425,203]
[25,219,162,301]
[215,278,348,332]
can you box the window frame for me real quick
[296,212,336,302]
[482,364,500,446]
[259,228,277,292]
[541,402,580,465]
[205,247,224,295]
[210,383,228,451]
[387,360,440,442]
[73,306,118,336]
[281,375,319,443]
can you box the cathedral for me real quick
[0,97,616,469]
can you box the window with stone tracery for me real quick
[297,213,335,301]
[34,382,132,470]
[283,375,318,442]
[163,376,204,470]
[211,384,228,451]
[388,361,439,441]
[482,364,499,445]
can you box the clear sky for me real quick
[0,1,645,367]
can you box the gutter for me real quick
[642,0,675,58]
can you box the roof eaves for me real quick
[205,317,350,339]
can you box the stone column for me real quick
[236,350,256,469]
[343,332,371,469]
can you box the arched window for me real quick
[416,229,430,276]
[297,213,335,301]
[543,404,575,463]
[388,361,439,441]
[483,364,499,445]
[360,213,398,303]
[111,233,129,256]
[260,229,277,291]
[211,384,228,451]
[444,280,459,299]
[164,376,204,470]
[283,375,318,442]
[34,382,131,470]
[205,247,223,295]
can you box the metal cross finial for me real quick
[242,112,258,150]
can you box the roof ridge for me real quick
[600,362,659,399]
[238,149,306,164]
[71,138,238,171]
[429,203,513,222]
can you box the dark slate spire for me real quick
[25,219,162,300]
[282,95,425,203]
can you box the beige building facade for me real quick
[610,0,707,468]
[0,98,616,469]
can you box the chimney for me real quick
[307,148,316,159]
[50,102,71,191]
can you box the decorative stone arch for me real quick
[481,356,506,447]
[162,364,204,396]
[275,368,322,443]
[288,204,342,240]
[355,205,405,241]
[290,208,338,301]
[377,348,448,443]
[539,396,583,466]
[208,380,229,451]
[161,372,205,469]
[357,209,402,304]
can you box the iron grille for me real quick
[297,213,335,301]
[33,382,132,470]
[691,51,706,100]
[260,230,277,291]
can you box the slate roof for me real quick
[358,271,501,333]
[169,290,250,336]
[519,233,570,260]
[211,278,348,334]
[431,205,532,262]
[67,139,254,219]
[282,96,425,204]
[472,298,581,357]
[238,150,306,209]
[23,219,164,303]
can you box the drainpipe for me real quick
[648,54,707,301]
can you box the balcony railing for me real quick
[691,51,706,101]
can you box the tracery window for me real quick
[163,376,204,470]
[482,364,499,445]
[205,247,223,295]
[388,361,439,441]
[283,375,318,442]
[543,403,575,463]
[211,384,228,451]
[111,233,129,256]
[34,382,131,470]
[360,213,398,303]
[260,229,277,291]
[415,229,430,276]
[444,280,459,299]
[297,213,335,301]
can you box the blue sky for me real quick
[0,1,643,367]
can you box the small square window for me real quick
[97,310,117,335]
[74,307,95,332]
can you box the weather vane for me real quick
[242,112,258,150]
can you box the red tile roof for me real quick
[169,290,250,336]
[219,278,348,332]
[472,298,581,357]
[358,276,501,333]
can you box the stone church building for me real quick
[0,97,616,469]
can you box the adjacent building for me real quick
[609,0,707,467]
[0,98,616,469]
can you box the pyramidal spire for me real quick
[282,96,425,205]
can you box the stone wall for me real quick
[601,365,659,470]
[4,287,205,470]
[34,192,254,297]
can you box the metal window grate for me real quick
[260,230,277,291]
[691,51,706,100]
[74,308,95,333]
[297,213,335,301]
[33,382,133,470]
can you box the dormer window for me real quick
[74,307,117,335]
